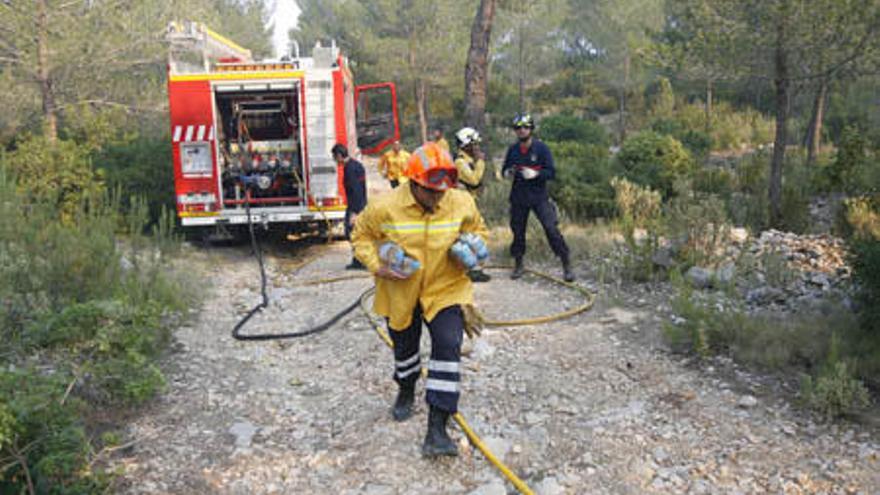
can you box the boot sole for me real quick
[392,408,413,421]
[421,445,459,457]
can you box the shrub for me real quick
[611,177,663,281]
[801,336,870,420]
[693,167,736,198]
[664,187,731,267]
[539,114,610,147]
[2,135,104,224]
[549,143,617,220]
[616,131,695,197]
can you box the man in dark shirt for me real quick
[332,144,367,270]
[501,113,575,282]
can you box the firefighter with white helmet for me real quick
[454,126,490,282]
[351,142,489,457]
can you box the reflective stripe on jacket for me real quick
[351,184,489,330]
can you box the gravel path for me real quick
[112,242,880,494]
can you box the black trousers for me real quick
[389,305,464,413]
[389,179,400,188]
[509,198,570,260]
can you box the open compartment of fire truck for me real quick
[214,86,305,208]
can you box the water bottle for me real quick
[378,242,405,266]
[450,241,478,269]
[460,233,489,261]
[397,256,421,277]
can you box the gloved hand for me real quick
[462,304,484,339]
[502,167,516,180]
[519,167,539,180]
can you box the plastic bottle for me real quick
[379,242,421,277]
[378,242,405,266]
[460,233,489,261]
[450,241,478,269]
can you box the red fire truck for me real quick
[165,21,399,233]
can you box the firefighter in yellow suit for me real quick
[351,142,489,457]
[454,126,490,283]
[377,140,410,188]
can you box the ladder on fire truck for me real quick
[166,21,254,73]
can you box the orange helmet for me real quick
[404,142,458,191]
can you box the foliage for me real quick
[0,163,193,492]
[549,142,617,220]
[611,177,663,281]
[539,115,610,147]
[664,186,731,267]
[822,125,873,193]
[801,336,871,420]
[616,131,695,197]
[2,135,105,224]
[96,135,175,223]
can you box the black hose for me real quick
[231,192,360,341]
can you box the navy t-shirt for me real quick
[501,139,556,203]
[343,158,367,213]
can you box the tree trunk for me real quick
[464,0,496,136]
[415,79,428,143]
[37,0,58,141]
[705,79,714,133]
[517,21,525,111]
[804,79,828,166]
[618,52,630,144]
[769,15,790,228]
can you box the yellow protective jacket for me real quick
[454,150,485,195]
[352,184,489,330]
[378,149,410,182]
[435,138,450,153]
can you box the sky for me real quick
[271,0,301,58]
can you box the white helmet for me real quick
[455,127,481,148]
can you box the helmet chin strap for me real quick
[518,134,531,143]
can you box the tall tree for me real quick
[464,0,497,140]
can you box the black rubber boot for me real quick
[345,258,366,270]
[421,406,458,457]
[511,257,524,280]
[467,269,491,283]
[392,382,415,421]
[562,257,575,282]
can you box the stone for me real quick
[737,395,758,409]
[686,266,713,289]
[716,262,736,285]
[535,476,564,495]
[467,481,507,495]
[730,228,749,244]
[652,247,676,269]
[482,437,512,460]
[228,421,259,448]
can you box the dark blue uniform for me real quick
[502,139,570,260]
[343,158,367,238]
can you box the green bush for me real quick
[539,114,610,147]
[97,136,175,224]
[617,131,695,197]
[650,118,713,159]
[2,135,104,224]
[693,167,736,198]
[664,188,731,267]
[549,142,617,220]
[0,158,194,491]
[801,336,870,420]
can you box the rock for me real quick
[228,421,259,448]
[716,262,736,285]
[653,446,670,463]
[745,287,786,305]
[482,436,511,460]
[685,266,713,289]
[652,247,676,269]
[467,481,507,495]
[730,228,749,244]
[737,395,758,409]
[535,476,564,495]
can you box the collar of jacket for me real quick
[400,181,450,215]
[457,150,473,162]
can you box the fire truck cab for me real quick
[165,21,399,232]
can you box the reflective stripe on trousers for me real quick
[389,305,464,413]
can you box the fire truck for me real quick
[165,21,399,233]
